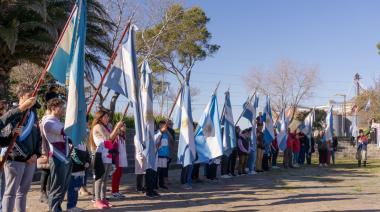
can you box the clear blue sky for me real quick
[175,0,380,126]
[114,1,380,127]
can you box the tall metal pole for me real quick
[343,94,346,136]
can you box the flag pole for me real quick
[235,90,256,126]
[86,16,134,116]
[0,5,78,168]
[167,86,183,119]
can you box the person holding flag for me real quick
[2,84,42,212]
[262,95,275,171]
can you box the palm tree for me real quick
[0,0,114,99]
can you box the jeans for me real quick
[247,150,257,172]
[67,175,83,210]
[330,150,336,164]
[298,146,306,165]
[3,161,36,212]
[306,151,312,165]
[271,150,278,167]
[48,157,72,212]
[40,169,50,193]
[180,165,193,186]
[293,152,299,164]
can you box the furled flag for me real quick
[64,0,87,146]
[350,112,359,139]
[324,105,334,142]
[195,89,223,163]
[122,24,144,148]
[140,60,156,170]
[302,109,315,140]
[47,5,78,84]
[103,48,129,97]
[277,109,288,152]
[176,77,196,167]
[262,95,275,145]
[365,98,371,112]
[220,91,236,156]
[241,94,259,150]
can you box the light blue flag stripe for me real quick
[177,80,196,167]
[104,48,129,97]
[263,95,275,145]
[277,109,288,152]
[221,91,236,156]
[140,60,156,170]
[64,0,87,146]
[194,93,223,163]
[324,105,334,142]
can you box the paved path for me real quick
[26,159,380,211]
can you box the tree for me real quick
[296,109,327,131]
[245,59,319,124]
[353,77,380,126]
[0,0,114,99]
[136,4,220,84]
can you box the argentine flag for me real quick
[277,109,288,152]
[221,91,236,156]
[122,24,145,148]
[47,5,78,84]
[324,105,334,142]
[195,92,223,163]
[171,87,183,130]
[140,60,156,170]
[365,98,371,112]
[176,79,196,167]
[302,109,315,140]
[64,0,87,146]
[262,95,275,145]
[104,47,129,97]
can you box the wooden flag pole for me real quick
[0,5,78,168]
[86,18,133,116]
[167,86,183,119]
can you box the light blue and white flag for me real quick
[103,48,129,97]
[140,60,156,170]
[365,98,371,112]
[277,109,288,152]
[262,95,275,145]
[171,87,183,130]
[241,98,254,122]
[220,91,236,156]
[302,109,315,140]
[350,112,359,138]
[324,105,334,142]
[64,0,87,146]
[122,24,144,148]
[195,91,223,163]
[177,78,196,167]
[47,5,78,84]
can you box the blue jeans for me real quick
[247,150,257,172]
[67,175,84,209]
[271,150,278,166]
[293,152,299,164]
[298,146,306,165]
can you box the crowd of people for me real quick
[0,83,370,212]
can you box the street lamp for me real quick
[335,94,346,137]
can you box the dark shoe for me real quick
[364,161,367,167]
[39,192,48,203]
[358,160,361,167]
[159,185,168,190]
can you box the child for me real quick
[237,129,249,175]
[67,144,91,212]
[293,132,301,167]
[111,124,128,199]
[156,120,170,189]
[356,129,368,167]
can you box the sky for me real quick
[116,0,380,127]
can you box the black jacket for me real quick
[71,148,91,173]
[0,108,22,130]
[7,109,41,162]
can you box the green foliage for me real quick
[0,0,114,99]
[136,4,219,82]
[295,109,326,130]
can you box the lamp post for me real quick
[335,94,347,137]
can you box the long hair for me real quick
[88,110,109,151]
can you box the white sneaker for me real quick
[324,163,328,167]
[272,166,280,169]
[248,171,257,175]
[183,184,192,190]
[221,174,232,179]
[319,164,323,167]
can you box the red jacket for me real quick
[292,138,301,153]
[286,133,294,151]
